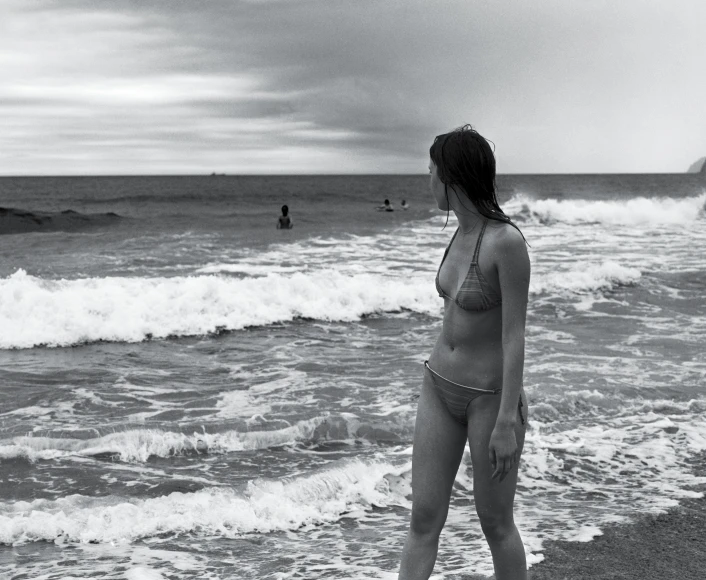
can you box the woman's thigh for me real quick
[410,371,468,522]
[466,391,527,522]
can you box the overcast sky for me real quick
[1,0,705,175]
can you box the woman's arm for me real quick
[489,225,531,481]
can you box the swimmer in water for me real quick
[277,205,293,229]
[377,199,394,212]
[401,199,409,210]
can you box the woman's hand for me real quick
[489,424,518,482]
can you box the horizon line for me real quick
[0,171,703,178]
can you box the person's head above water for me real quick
[429,124,524,238]
[384,199,390,205]
[281,205,289,216]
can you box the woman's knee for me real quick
[476,509,515,543]
[409,501,448,537]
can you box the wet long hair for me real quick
[430,124,525,242]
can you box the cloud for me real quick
[1,0,705,174]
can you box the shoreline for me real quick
[527,455,706,580]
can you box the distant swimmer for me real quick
[400,199,409,210]
[377,199,394,212]
[277,205,293,229]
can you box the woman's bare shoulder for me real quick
[486,220,527,255]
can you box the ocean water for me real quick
[1,173,705,579]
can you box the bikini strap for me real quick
[440,227,460,262]
[448,227,460,250]
[472,219,488,263]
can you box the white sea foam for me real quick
[519,399,706,509]
[197,263,302,276]
[0,458,405,545]
[125,567,167,580]
[0,417,329,462]
[492,396,706,570]
[531,260,641,296]
[0,414,402,462]
[0,268,437,349]
[508,192,706,226]
[0,259,647,348]
[3,396,706,574]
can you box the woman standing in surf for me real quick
[398,125,530,580]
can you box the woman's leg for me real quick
[398,372,468,580]
[466,392,527,580]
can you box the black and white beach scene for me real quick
[1,2,705,579]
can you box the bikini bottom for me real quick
[424,360,525,427]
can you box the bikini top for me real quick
[435,219,502,311]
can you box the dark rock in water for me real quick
[0,207,121,235]
[687,156,706,173]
